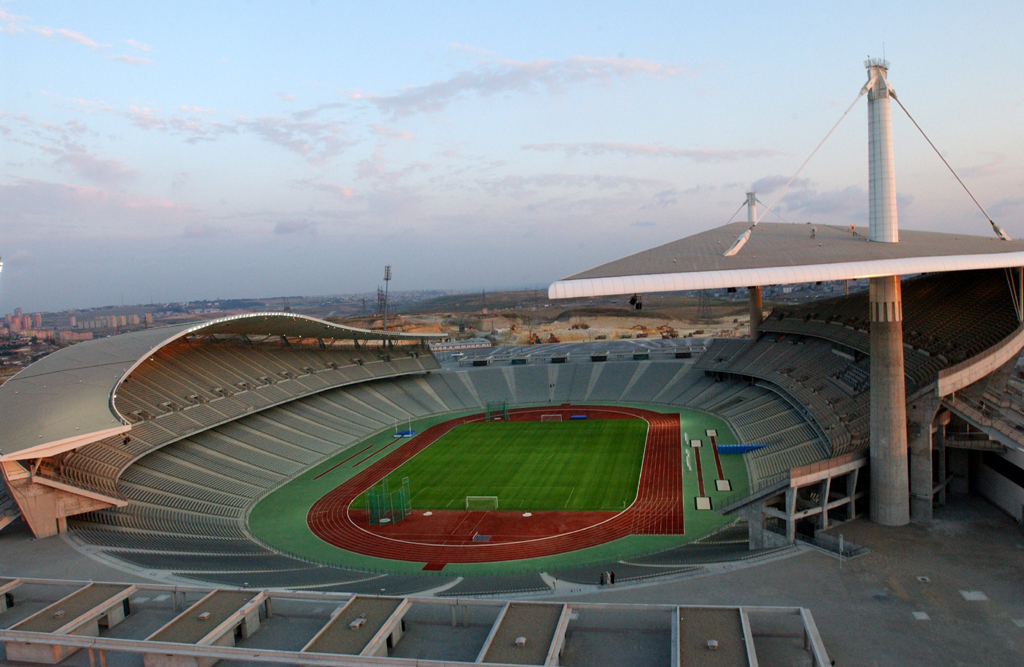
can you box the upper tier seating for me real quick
[44,341,437,499]
[763,269,1020,375]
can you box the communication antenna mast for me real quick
[383,265,392,331]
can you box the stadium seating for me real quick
[45,342,437,500]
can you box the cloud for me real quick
[989,197,1024,218]
[0,178,202,239]
[630,220,656,227]
[959,153,1007,179]
[345,56,692,116]
[125,39,152,51]
[639,188,678,210]
[357,145,386,179]
[292,179,355,200]
[29,26,108,49]
[276,92,297,101]
[172,172,190,190]
[54,146,139,184]
[178,105,213,115]
[61,97,115,113]
[479,172,669,199]
[55,28,106,49]
[183,223,218,238]
[523,141,783,163]
[107,54,152,66]
[750,174,811,195]
[370,123,415,141]
[290,102,347,121]
[274,219,316,234]
[126,106,165,131]
[777,186,912,221]
[238,115,352,163]
[0,9,28,33]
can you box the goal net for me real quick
[485,401,509,421]
[465,495,499,510]
[540,414,562,422]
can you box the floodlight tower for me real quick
[382,265,392,332]
[865,58,909,526]
[746,192,763,339]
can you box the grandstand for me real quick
[0,308,832,587]
[3,268,1023,590]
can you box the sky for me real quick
[1,1,1023,313]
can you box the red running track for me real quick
[307,406,684,564]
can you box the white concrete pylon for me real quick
[866,58,898,243]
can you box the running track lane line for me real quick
[314,438,399,480]
[694,446,706,497]
[709,434,724,479]
[306,406,683,563]
[352,438,404,468]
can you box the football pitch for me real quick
[355,419,648,512]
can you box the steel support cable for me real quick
[724,80,874,256]
[890,93,1010,241]
[723,200,747,226]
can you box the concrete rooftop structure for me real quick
[549,222,1024,298]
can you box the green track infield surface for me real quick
[353,419,648,512]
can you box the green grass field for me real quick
[354,419,648,512]
[248,404,749,575]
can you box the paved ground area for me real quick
[557,495,1024,667]
[1,493,1021,665]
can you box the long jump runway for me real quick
[307,406,683,565]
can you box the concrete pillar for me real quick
[869,275,909,525]
[846,468,859,521]
[748,286,763,340]
[907,396,940,523]
[785,487,797,544]
[936,411,949,506]
[746,190,757,223]
[745,503,764,551]
[819,478,832,530]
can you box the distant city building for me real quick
[13,307,22,317]
[107,315,118,328]
[58,331,94,342]
[3,314,10,327]
[33,313,42,329]
[24,329,54,340]
[9,317,21,332]
[118,315,127,327]
[21,315,31,329]
[69,316,77,328]
[129,314,140,325]
[144,313,153,326]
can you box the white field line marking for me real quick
[564,487,576,508]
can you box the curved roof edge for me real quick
[549,252,1024,299]
[0,312,445,462]
[108,312,445,425]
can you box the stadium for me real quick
[2,59,1023,666]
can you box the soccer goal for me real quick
[540,414,562,422]
[465,495,499,510]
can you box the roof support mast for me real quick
[865,58,910,527]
